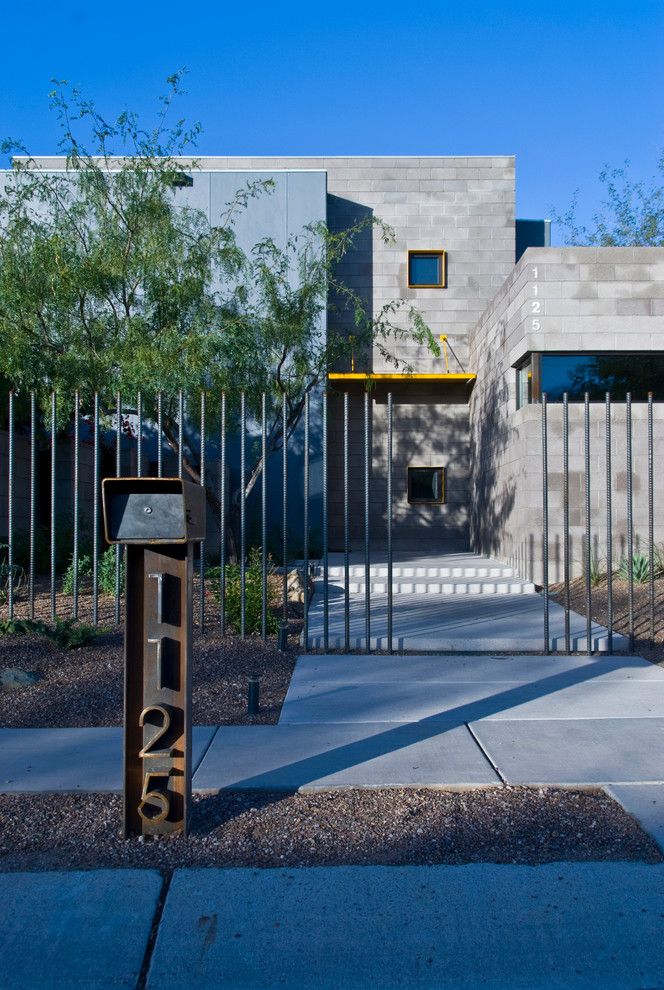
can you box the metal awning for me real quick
[327,372,476,382]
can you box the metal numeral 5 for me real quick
[138,770,171,823]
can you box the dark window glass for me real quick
[540,353,664,402]
[408,252,444,287]
[408,467,445,503]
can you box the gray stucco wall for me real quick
[469,247,664,583]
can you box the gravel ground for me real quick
[1,786,660,872]
[0,628,297,727]
[550,576,664,665]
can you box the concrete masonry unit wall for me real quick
[469,247,664,583]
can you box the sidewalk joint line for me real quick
[136,869,172,990]
[193,726,220,776]
[466,722,507,784]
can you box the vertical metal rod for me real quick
[648,392,655,647]
[199,391,206,633]
[343,391,350,652]
[303,393,310,651]
[626,391,634,651]
[261,393,267,641]
[323,390,329,651]
[387,392,393,655]
[178,390,184,479]
[562,393,570,652]
[157,391,163,478]
[7,391,14,620]
[50,391,56,622]
[542,393,549,655]
[605,393,613,654]
[29,391,36,620]
[115,392,121,626]
[282,392,288,627]
[72,391,80,620]
[584,392,592,655]
[220,393,226,636]
[92,392,100,626]
[240,392,246,639]
[136,391,143,478]
[364,390,371,653]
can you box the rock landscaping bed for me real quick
[1,786,661,872]
[0,628,297,728]
[550,575,664,665]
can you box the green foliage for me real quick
[61,546,124,595]
[0,616,102,648]
[552,153,664,246]
[588,553,604,588]
[617,551,664,585]
[206,547,280,636]
[0,73,437,547]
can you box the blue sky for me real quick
[2,0,663,242]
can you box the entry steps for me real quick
[312,559,535,596]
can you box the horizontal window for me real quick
[408,466,446,504]
[517,353,664,404]
[408,250,446,288]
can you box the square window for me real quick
[408,467,446,504]
[408,250,446,288]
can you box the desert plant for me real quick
[61,547,124,596]
[617,551,664,584]
[0,616,102,648]
[0,543,27,603]
[206,547,280,636]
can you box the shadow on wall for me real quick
[327,195,374,374]
[470,375,516,558]
[327,386,472,552]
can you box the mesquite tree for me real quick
[0,73,439,557]
[552,153,664,246]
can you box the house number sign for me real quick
[102,478,205,838]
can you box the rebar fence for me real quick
[1,386,662,655]
[1,387,380,652]
[541,391,660,655]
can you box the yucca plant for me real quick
[617,552,664,584]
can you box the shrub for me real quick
[617,551,664,585]
[206,547,280,636]
[0,617,102,649]
[61,547,124,596]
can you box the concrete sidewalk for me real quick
[305,591,629,651]
[2,652,664,849]
[3,864,664,988]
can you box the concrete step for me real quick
[315,579,536,595]
[314,564,519,580]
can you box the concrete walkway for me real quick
[306,551,627,651]
[3,864,664,988]
[305,589,628,651]
[3,652,663,850]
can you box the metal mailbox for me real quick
[102,477,205,838]
[102,477,205,544]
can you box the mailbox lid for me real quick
[102,478,206,544]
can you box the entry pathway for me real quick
[3,864,664,988]
[306,552,627,652]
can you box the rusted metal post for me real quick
[102,477,205,838]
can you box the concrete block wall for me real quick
[327,383,472,552]
[469,247,664,583]
[25,155,517,555]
